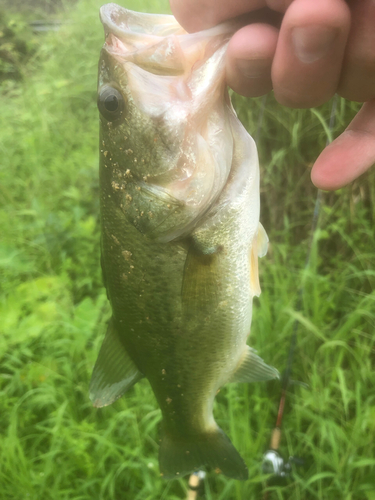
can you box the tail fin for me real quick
[159,427,248,480]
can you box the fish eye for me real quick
[97,85,125,122]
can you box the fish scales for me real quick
[90,3,279,480]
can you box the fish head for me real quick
[98,4,241,241]
[97,37,189,182]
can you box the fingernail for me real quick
[266,0,286,12]
[292,25,338,64]
[235,58,270,79]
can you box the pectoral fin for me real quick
[182,242,222,322]
[89,319,143,407]
[229,346,279,384]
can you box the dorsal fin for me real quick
[257,222,269,258]
[249,222,269,297]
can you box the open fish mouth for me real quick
[99,3,243,76]
[100,3,186,39]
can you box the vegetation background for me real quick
[0,0,374,499]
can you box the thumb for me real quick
[311,99,375,190]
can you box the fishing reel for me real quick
[262,449,304,478]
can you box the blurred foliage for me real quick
[0,11,38,82]
[0,0,374,499]
[0,0,77,17]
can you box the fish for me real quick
[90,3,279,481]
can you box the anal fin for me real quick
[89,319,143,407]
[229,346,279,384]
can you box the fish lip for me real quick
[99,3,184,40]
[99,4,242,41]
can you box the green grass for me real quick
[1,1,375,499]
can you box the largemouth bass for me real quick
[90,3,279,480]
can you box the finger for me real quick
[338,0,375,102]
[271,0,350,108]
[226,24,279,97]
[169,0,266,32]
[311,99,375,190]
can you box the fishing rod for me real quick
[261,95,338,498]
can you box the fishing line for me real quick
[254,95,268,145]
[262,94,338,499]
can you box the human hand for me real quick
[170,0,375,191]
